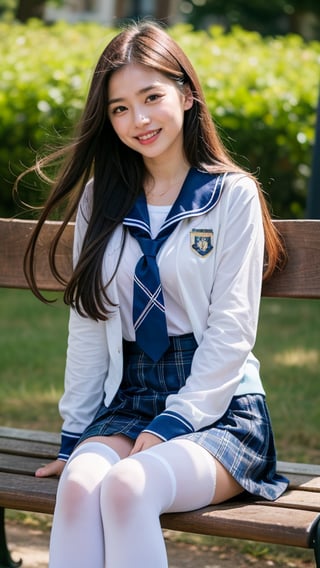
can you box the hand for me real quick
[130,432,163,455]
[35,459,66,478]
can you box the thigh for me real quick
[212,458,244,504]
[144,438,243,508]
[79,434,134,459]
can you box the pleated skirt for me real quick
[78,333,288,501]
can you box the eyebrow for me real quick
[107,83,161,106]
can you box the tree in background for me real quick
[184,0,320,39]
[116,0,171,24]
[0,0,63,21]
[16,0,46,21]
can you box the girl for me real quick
[22,21,288,568]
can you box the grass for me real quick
[255,297,320,464]
[1,289,319,565]
[0,288,68,431]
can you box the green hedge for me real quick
[0,20,319,218]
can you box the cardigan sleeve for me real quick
[143,175,265,441]
[57,307,109,459]
[57,181,109,460]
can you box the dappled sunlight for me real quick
[3,389,62,431]
[6,389,61,404]
[273,348,319,368]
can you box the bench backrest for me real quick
[0,218,320,299]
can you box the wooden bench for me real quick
[0,217,320,567]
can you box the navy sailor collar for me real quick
[123,168,226,237]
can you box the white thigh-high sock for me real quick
[49,442,120,568]
[100,439,216,568]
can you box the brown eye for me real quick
[146,93,162,103]
[111,105,127,115]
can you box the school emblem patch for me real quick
[190,229,214,256]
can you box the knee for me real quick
[56,469,93,522]
[100,458,145,522]
[56,454,107,522]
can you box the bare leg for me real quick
[212,458,243,504]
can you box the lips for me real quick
[136,129,161,142]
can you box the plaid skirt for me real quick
[78,333,288,501]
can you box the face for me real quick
[107,63,193,166]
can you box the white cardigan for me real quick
[58,172,265,457]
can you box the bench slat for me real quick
[0,472,57,514]
[0,438,59,459]
[161,503,320,548]
[1,218,320,297]
[0,454,53,476]
[254,489,320,511]
[0,218,73,290]
[8,460,319,490]
[0,427,60,445]
[262,220,320,298]
[284,474,320,491]
[1,452,319,494]
[0,453,320,504]
[277,461,320,476]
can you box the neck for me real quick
[144,157,191,206]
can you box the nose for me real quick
[135,112,150,127]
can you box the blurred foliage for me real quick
[0,20,116,217]
[184,0,320,38]
[172,24,320,218]
[0,0,16,16]
[0,21,319,219]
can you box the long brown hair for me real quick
[19,21,285,319]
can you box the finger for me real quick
[35,460,65,478]
[129,439,145,455]
[129,443,140,456]
[35,464,54,478]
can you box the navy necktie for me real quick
[131,234,170,361]
[123,169,225,362]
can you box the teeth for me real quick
[139,130,159,141]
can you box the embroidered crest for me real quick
[190,229,214,257]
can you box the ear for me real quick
[183,84,194,111]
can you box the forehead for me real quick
[108,63,173,98]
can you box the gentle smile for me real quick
[136,129,161,141]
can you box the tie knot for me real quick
[139,237,162,258]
